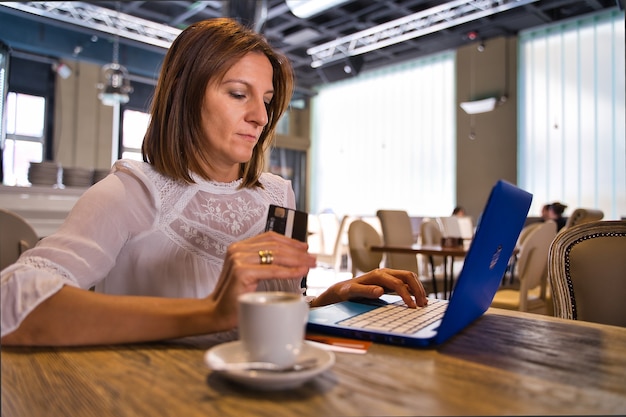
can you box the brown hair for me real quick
[142,18,294,187]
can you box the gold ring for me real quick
[259,250,273,265]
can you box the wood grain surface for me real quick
[2,309,625,416]
[371,244,468,257]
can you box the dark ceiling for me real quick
[3,0,623,96]
[90,0,620,91]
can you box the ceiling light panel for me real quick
[286,0,351,19]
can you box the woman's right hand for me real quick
[310,268,428,309]
[207,231,317,331]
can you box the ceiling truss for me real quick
[0,0,618,89]
[0,1,181,49]
[307,0,540,68]
[3,0,543,67]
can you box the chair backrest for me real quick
[548,220,626,327]
[306,214,323,254]
[419,219,444,267]
[0,208,39,270]
[517,222,542,247]
[563,208,604,230]
[310,212,355,271]
[420,218,443,244]
[439,216,462,238]
[330,214,356,271]
[457,216,474,240]
[376,209,419,273]
[348,220,383,276]
[360,216,383,236]
[439,216,473,240]
[316,212,340,256]
[516,220,557,311]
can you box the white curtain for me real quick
[310,52,455,218]
[518,9,625,220]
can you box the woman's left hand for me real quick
[310,268,428,308]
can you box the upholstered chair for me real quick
[548,220,626,327]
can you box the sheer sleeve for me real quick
[1,165,157,337]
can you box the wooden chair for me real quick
[0,208,39,270]
[376,210,444,296]
[419,218,445,293]
[504,221,542,284]
[457,216,474,240]
[310,213,354,271]
[348,219,383,276]
[548,220,626,327]
[491,220,557,314]
[562,208,604,230]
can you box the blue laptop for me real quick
[307,180,532,347]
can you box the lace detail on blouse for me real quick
[125,160,293,265]
[17,256,78,286]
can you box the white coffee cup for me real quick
[238,291,309,367]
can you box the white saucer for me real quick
[204,340,335,390]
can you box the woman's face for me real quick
[200,51,274,181]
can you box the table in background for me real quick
[372,244,468,299]
[0,185,85,238]
[3,309,625,417]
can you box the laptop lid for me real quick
[440,216,462,238]
[440,216,474,240]
[307,179,532,347]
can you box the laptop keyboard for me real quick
[338,298,448,334]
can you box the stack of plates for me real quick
[28,162,61,186]
[63,167,94,188]
[92,168,110,184]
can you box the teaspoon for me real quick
[211,357,318,373]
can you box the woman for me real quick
[1,18,426,346]
[547,202,567,231]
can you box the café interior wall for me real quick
[50,39,520,221]
[455,37,518,219]
[52,59,311,174]
[53,60,116,171]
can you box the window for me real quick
[0,41,7,162]
[121,109,149,161]
[2,92,46,185]
[120,79,154,161]
[518,10,625,219]
[310,52,456,217]
[2,54,54,186]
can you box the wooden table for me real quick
[3,309,625,416]
[372,244,468,299]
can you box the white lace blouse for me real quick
[0,159,302,338]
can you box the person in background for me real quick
[452,206,466,217]
[1,18,426,347]
[541,204,551,221]
[548,202,568,231]
[539,202,567,231]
